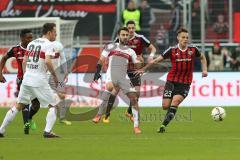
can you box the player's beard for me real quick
[120,39,128,46]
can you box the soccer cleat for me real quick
[0,133,4,137]
[29,119,37,130]
[102,117,110,123]
[24,122,30,135]
[60,119,72,126]
[134,127,141,134]
[125,112,134,122]
[92,115,101,123]
[43,131,60,138]
[157,125,166,133]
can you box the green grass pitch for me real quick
[0,107,239,160]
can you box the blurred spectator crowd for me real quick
[123,0,240,71]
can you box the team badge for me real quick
[133,39,139,44]
[188,51,193,56]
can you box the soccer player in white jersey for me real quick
[93,27,142,134]
[28,40,72,126]
[0,23,60,138]
[49,41,71,125]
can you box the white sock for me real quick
[97,91,111,115]
[132,108,139,128]
[44,107,57,133]
[0,107,19,134]
[59,101,67,120]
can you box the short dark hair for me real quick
[126,20,136,26]
[177,28,188,35]
[118,27,129,35]
[20,29,32,37]
[42,23,56,35]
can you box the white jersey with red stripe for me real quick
[102,43,138,83]
[50,40,66,70]
[22,37,55,87]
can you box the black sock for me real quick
[127,97,138,115]
[22,105,30,124]
[127,104,132,114]
[105,95,116,118]
[29,105,40,120]
[162,106,177,127]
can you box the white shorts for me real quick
[106,72,136,94]
[17,84,58,108]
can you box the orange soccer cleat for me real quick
[134,127,141,134]
[92,115,101,123]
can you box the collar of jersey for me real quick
[19,43,27,50]
[177,43,188,52]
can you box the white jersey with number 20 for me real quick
[22,38,55,87]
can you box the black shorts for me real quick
[163,81,190,99]
[127,72,141,87]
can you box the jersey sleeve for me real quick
[141,35,151,47]
[45,44,55,56]
[161,47,172,59]
[101,44,114,57]
[195,46,201,57]
[59,50,66,65]
[54,41,66,64]
[6,47,15,58]
[130,49,138,64]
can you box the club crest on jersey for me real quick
[188,51,193,56]
[133,39,139,44]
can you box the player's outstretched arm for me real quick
[135,54,164,75]
[199,53,208,77]
[0,54,9,83]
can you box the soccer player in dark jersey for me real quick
[135,28,208,133]
[92,20,156,123]
[0,29,39,134]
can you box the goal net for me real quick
[0,17,77,48]
[0,17,77,73]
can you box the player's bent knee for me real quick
[162,100,171,110]
[162,105,169,110]
[171,99,182,106]
[17,103,26,111]
[106,82,114,91]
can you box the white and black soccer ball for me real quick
[211,107,226,121]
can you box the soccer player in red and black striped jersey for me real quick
[0,29,40,134]
[135,28,208,133]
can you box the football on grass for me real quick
[211,107,226,121]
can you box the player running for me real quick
[135,28,208,133]
[93,27,142,134]
[0,29,39,134]
[93,20,156,123]
[0,23,60,138]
